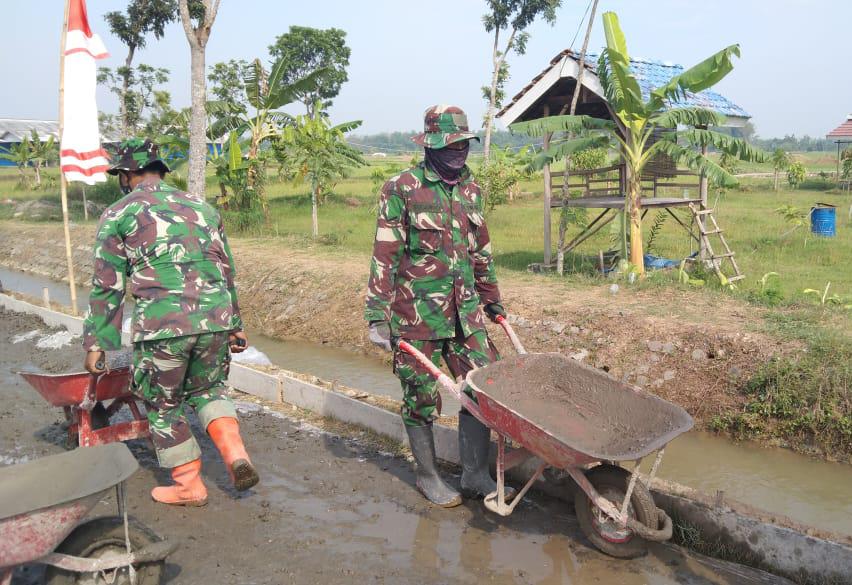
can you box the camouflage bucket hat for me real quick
[411,105,479,149]
[107,137,170,175]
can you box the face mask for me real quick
[119,174,132,195]
[425,142,470,184]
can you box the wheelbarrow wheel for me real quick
[574,464,656,559]
[44,516,165,584]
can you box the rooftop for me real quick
[497,49,751,125]
[827,115,852,140]
[0,118,59,142]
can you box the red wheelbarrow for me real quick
[0,443,176,584]
[398,316,694,558]
[18,367,150,449]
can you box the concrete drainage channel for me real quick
[2,292,850,584]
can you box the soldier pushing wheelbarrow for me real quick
[365,105,517,507]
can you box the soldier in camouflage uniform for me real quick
[83,138,259,507]
[365,106,515,507]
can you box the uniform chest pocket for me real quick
[409,211,445,254]
[464,209,484,250]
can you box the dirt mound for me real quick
[0,220,796,437]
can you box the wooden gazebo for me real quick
[496,50,751,280]
[827,114,852,186]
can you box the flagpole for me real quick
[58,0,79,315]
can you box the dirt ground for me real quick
[2,309,795,585]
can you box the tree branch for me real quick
[178,0,198,49]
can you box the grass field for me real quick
[2,155,850,306]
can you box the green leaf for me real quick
[677,129,767,162]
[228,133,244,172]
[597,49,645,122]
[267,67,329,111]
[652,107,725,129]
[529,135,612,170]
[650,140,737,187]
[648,45,741,110]
[601,12,629,58]
[510,114,616,137]
[244,59,268,110]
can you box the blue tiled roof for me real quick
[588,55,750,119]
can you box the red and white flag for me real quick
[60,0,110,184]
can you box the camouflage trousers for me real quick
[393,328,499,427]
[131,332,237,468]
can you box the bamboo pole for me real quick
[58,0,79,315]
[542,104,552,267]
[82,185,88,221]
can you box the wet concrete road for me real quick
[2,310,791,585]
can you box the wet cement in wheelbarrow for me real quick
[469,353,692,461]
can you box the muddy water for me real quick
[3,266,851,536]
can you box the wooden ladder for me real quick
[688,204,744,284]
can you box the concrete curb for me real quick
[3,293,849,584]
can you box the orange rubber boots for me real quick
[151,459,208,506]
[208,417,260,491]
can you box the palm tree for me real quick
[511,11,764,275]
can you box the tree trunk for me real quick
[187,43,207,197]
[483,27,516,160]
[627,166,644,275]
[120,47,135,137]
[311,181,319,238]
[34,162,41,187]
[179,0,220,200]
[774,169,779,191]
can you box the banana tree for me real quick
[0,136,32,187]
[511,11,764,275]
[28,130,57,188]
[208,58,327,221]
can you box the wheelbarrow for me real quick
[18,367,150,449]
[398,316,694,558]
[0,443,176,584]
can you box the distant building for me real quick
[371,152,387,158]
[0,119,60,166]
[826,114,852,178]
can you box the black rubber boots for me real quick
[406,424,462,508]
[459,411,516,500]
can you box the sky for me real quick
[3,0,850,138]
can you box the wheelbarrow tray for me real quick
[0,444,138,568]
[18,367,131,407]
[466,353,693,466]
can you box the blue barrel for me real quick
[810,205,836,237]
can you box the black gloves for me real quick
[368,321,392,352]
[483,303,506,323]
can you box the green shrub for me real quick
[86,176,122,204]
[786,161,806,189]
[717,330,852,459]
[569,147,608,171]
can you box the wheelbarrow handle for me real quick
[494,315,527,355]
[396,340,481,416]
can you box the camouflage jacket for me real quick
[82,178,242,351]
[365,162,500,340]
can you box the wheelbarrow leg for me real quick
[484,435,547,516]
